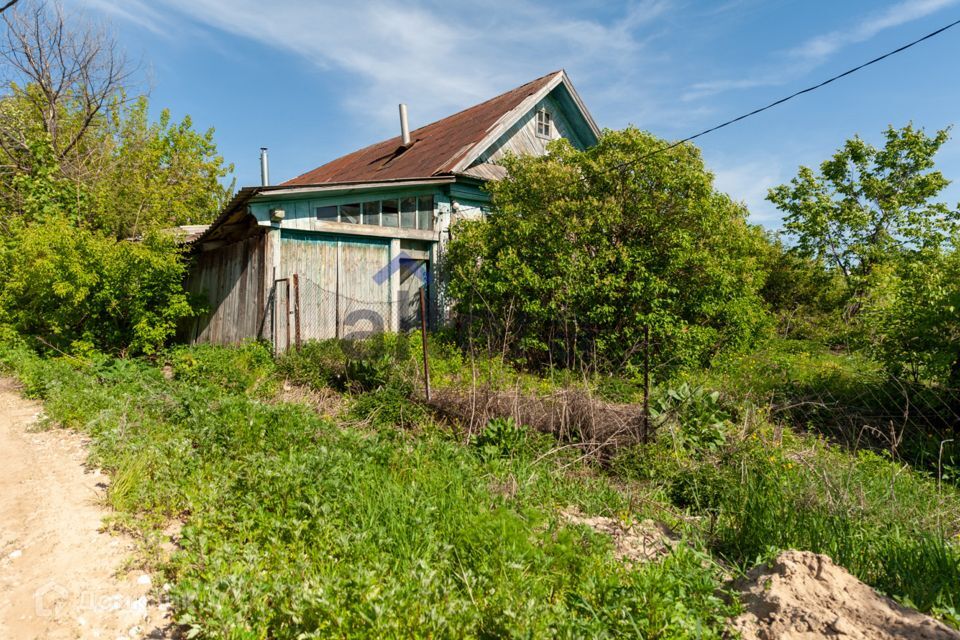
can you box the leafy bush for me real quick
[349,385,426,429]
[275,339,349,389]
[0,218,195,355]
[445,128,773,376]
[857,249,960,385]
[652,383,731,452]
[278,335,418,392]
[473,417,527,460]
[168,341,276,396]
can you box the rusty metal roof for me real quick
[282,71,563,186]
[169,224,212,243]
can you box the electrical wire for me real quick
[617,15,960,168]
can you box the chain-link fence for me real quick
[267,274,428,353]
[264,270,959,474]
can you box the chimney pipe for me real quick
[259,147,269,186]
[399,104,411,146]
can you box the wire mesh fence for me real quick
[437,282,960,469]
[264,271,960,473]
[763,371,960,460]
[267,274,429,352]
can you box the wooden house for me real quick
[182,70,599,349]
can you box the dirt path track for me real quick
[0,378,173,640]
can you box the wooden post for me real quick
[284,280,291,354]
[419,285,431,402]
[292,273,302,350]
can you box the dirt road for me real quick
[0,378,174,639]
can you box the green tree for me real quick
[444,128,772,375]
[0,3,231,354]
[90,95,233,239]
[768,124,957,301]
[0,217,194,355]
[768,124,960,382]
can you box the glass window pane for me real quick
[340,203,360,224]
[418,195,433,230]
[401,196,417,229]
[316,205,338,222]
[363,201,380,225]
[381,199,399,227]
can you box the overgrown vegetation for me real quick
[0,4,957,635]
[0,2,231,355]
[0,338,742,638]
[3,335,959,636]
[445,128,773,375]
[768,124,960,385]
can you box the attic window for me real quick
[536,109,552,138]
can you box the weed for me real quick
[350,385,426,429]
[473,417,527,460]
[651,383,731,452]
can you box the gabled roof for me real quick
[282,70,598,186]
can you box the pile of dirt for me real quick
[731,550,960,640]
[561,508,676,563]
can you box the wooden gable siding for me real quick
[473,94,580,167]
[185,233,267,345]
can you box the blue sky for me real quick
[73,0,960,228]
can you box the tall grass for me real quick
[617,409,960,622]
[0,339,737,639]
[4,334,960,634]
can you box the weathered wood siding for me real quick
[185,233,267,345]
[278,231,338,346]
[278,231,392,343]
[475,95,578,165]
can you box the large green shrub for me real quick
[444,128,772,377]
[0,218,195,355]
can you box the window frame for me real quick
[535,108,552,139]
[311,194,436,232]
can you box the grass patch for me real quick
[0,339,737,639]
[692,338,960,480]
[4,335,960,634]
[616,413,960,619]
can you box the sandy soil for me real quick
[561,507,677,564]
[0,378,175,640]
[731,549,960,640]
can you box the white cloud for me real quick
[681,77,778,102]
[711,159,785,227]
[79,0,171,36]
[790,0,958,63]
[81,0,674,132]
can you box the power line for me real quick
[618,15,960,169]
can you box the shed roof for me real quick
[282,70,591,186]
